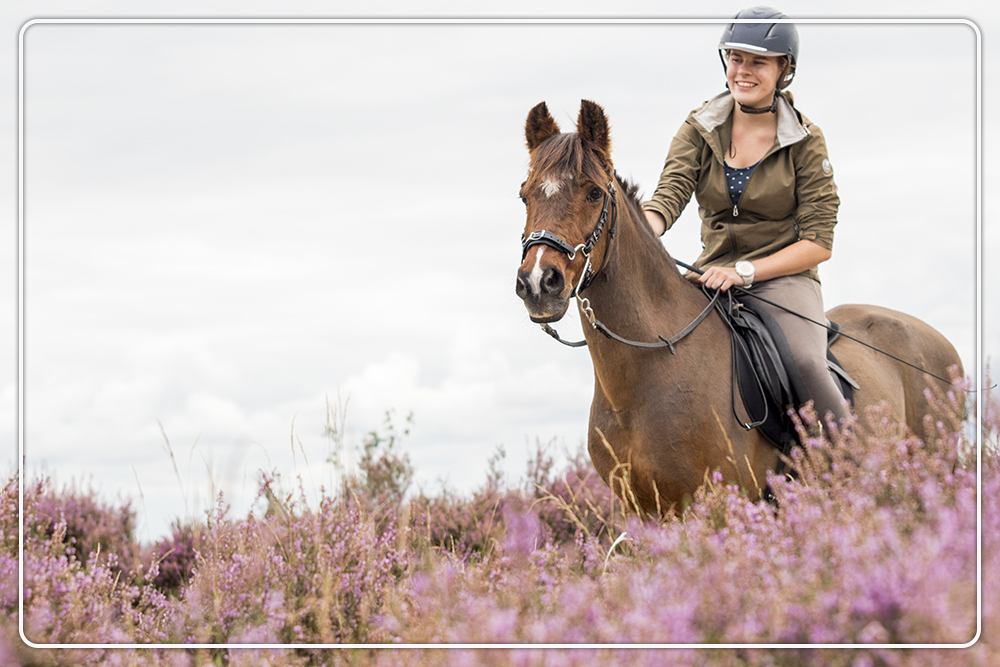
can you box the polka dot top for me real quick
[724,160,760,207]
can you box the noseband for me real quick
[520,179,618,295]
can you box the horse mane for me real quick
[615,174,682,274]
[613,174,645,220]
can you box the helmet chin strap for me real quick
[737,93,779,115]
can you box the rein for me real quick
[530,230,962,391]
[541,289,721,353]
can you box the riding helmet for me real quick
[718,6,798,89]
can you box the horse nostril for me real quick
[515,274,527,299]
[542,267,564,296]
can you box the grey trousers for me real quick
[744,275,850,425]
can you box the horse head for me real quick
[516,100,616,323]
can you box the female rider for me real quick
[641,6,850,426]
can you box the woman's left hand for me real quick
[694,266,744,291]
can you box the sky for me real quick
[3,1,995,541]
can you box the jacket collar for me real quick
[692,91,809,148]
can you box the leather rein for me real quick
[529,208,963,391]
[520,178,720,353]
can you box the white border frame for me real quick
[16,17,983,651]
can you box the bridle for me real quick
[520,178,619,296]
[520,177,720,352]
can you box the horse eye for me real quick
[520,195,528,206]
[586,187,603,203]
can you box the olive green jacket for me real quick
[642,91,839,282]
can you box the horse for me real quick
[514,99,964,514]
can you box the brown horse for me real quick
[515,99,964,514]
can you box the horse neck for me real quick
[583,190,709,338]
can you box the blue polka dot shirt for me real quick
[724,160,760,207]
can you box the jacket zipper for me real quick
[732,168,751,218]
[728,172,745,257]
[730,160,757,252]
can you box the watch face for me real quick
[736,261,753,278]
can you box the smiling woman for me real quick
[641,6,853,426]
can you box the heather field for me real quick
[3,382,998,667]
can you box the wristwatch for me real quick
[735,261,755,288]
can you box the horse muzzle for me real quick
[515,259,572,323]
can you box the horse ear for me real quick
[525,102,560,151]
[577,99,611,157]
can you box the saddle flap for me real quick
[729,303,801,411]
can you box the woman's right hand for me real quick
[696,266,744,292]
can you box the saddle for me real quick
[719,293,859,471]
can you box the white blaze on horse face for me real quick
[540,178,562,198]
[528,247,546,296]
[540,172,571,198]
